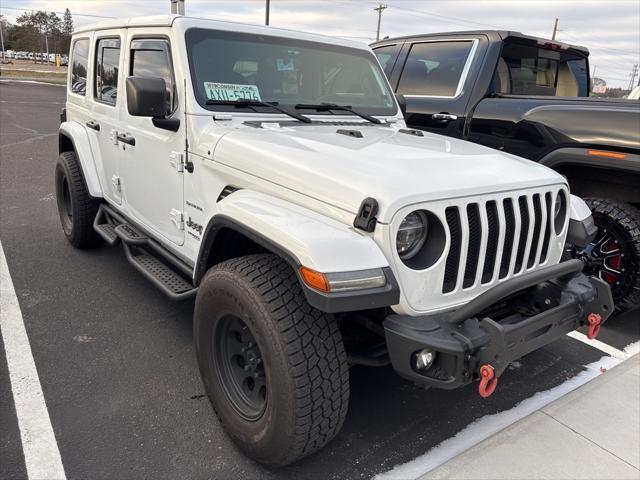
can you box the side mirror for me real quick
[126,76,167,117]
[395,93,407,116]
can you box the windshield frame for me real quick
[184,27,398,117]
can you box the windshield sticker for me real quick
[204,82,261,101]
[276,58,295,71]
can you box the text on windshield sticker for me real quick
[204,82,261,101]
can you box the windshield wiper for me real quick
[294,103,382,124]
[205,99,311,123]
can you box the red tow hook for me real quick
[586,313,602,340]
[478,364,498,398]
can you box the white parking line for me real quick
[0,241,66,480]
[566,330,631,359]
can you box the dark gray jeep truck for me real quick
[371,30,640,312]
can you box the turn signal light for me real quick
[588,150,626,160]
[299,266,330,292]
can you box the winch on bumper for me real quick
[383,260,613,397]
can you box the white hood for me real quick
[211,122,566,223]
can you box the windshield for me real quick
[185,28,397,116]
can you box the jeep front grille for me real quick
[442,191,557,294]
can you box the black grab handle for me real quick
[116,133,136,146]
[86,120,100,131]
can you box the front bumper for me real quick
[384,260,613,390]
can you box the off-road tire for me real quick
[55,151,101,248]
[585,198,640,312]
[194,254,350,467]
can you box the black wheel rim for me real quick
[56,170,73,233]
[213,315,267,421]
[570,217,636,304]
[62,177,72,221]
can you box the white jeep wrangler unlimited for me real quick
[57,15,612,466]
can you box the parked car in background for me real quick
[372,30,640,312]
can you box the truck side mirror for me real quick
[126,76,168,117]
[395,93,407,116]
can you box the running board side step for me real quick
[93,204,197,300]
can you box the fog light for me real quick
[414,349,436,371]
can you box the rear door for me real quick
[375,37,481,138]
[118,32,185,246]
[88,31,126,205]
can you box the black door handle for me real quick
[117,133,136,146]
[86,120,100,131]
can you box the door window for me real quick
[398,41,475,97]
[95,38,121,106]
[70,39,89,96]
[130,39,176,115]
[373,45,397,75]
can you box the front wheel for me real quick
[569,198,640,312]
[194,254,350,466]
[54,151,101,248]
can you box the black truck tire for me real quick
[193,254,350,466]
[583,198,640,312]
[54,151,102,248]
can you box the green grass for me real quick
[0,69,67,84]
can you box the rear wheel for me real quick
[194,254,350,466]
[569,198,640,312]
[55,151,101,248]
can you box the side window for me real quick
[373,45,397,75]
[70,39,89,96]
[95,38,121,106]
[130,39,176,115]
[397,41,474,97]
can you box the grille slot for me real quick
[482,201,499,284]
[499,198,516,279]
[540,192,552,263]
[514,196,530,273]
[443,207,461,293]
[463,204,482,288]
[527,194,543,268]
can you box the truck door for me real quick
[118,34,185,246]
[378,38,480,138]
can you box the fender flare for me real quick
[538,147,640,174]
[194,190,399,313]
[59,121,103,198]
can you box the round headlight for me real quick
[396,211,428,260]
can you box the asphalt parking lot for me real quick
[1,80,639,480]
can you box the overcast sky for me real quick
[2,0,639,88]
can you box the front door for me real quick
[118,34,185,246]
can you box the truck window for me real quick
[70,39,89,96]
[130,39,176,115]
[495,42,589,97]
[373,45,397,75]
[95,38,121,106]
[397,41,475,97]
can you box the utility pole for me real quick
[629,64,639,91]
[374,4,387,41]
[170,0,185,15]
[265,0,270,25]
[0,14,5,64]
[551,18,559,40]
